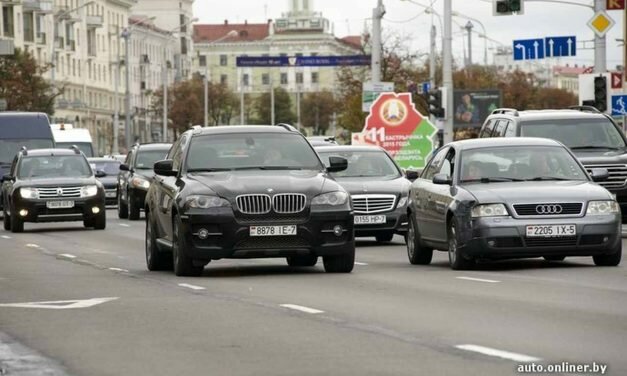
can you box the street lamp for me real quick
[452,11,488,66]
[202,30,237,127]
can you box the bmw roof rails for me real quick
[491,108,519,116]
[275,123,299,132]
[568,105,601,113]
[70,145,81,154]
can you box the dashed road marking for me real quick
[26,244,40,248]
[178,283,206,291]
[280,304,324,314]
[1,235,11,239]
[108,267,129,273]
[456,276,500,283]
[119,223,131,228]
[58,254,77,260]
[354,262,369,266]
[455,344,541,362]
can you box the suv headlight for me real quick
[80,185,98,198]
[20,187,39,199]
[471,204,509,218]
[586,200,620,215]
[311,191,348,207]
[131,177,150,190]
[185,195,230,209]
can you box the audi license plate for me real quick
[526,224,576,237]
[354,215,387,225]
[46,200,75,209]
[250,225,297,237]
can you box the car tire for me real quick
[375,232,394,243]
[93,212,106,230]
[117,190,128,219]
[128,191,140,220]
[323,245,355,273]
[172,216,203,277]
[448,218,474,270]
[3,208,10,231]
[406,215,433,265]
[10,211,23,233]
[287,255,318,267]
[544,256,566,261]
[146,214,172,271]
[593,242,622,266]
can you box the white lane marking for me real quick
[280,304,324,314]
[58,253,77,259]
[119,223,130,227]
[178,283,206,291]
[456,344,541,363]
[0,297,119,310]
[1,235,11,239]
[354,262,369,266]
[108,267,129,273]
[456,276,500,283]
[26,243,40,248]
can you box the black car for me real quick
[407,137,621,270]
[144,125,355,276]
[117,143,171,220]
[1,148,106,232]
[479,107,627,222]
[316,145,415,242]
[89,157,121,206]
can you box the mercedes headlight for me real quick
[185,195,230,209]
[20,187,39,199]
[80,185,98,198]
[397,196,409,208]
[131,177,150,190]
[471,204,509,218]
[311,191,348,207]
[586,200,620,215]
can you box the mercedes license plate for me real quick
[46,200,75,209]
[106,192,116,198]
[354,215,386,225]
[250,225,297,237]
[526,224,576,237]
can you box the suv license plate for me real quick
[354,215,386,224]
[250,225,297,237]
[46,200,75,209]
[526,224,576,237]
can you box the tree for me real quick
[206,82,239,125]
[0,48,59,115]
[301,90,337,135]
[251,87,296,125]
[530,87,577,109]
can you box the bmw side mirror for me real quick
[327,156,348,173]
[590,168,609,182]
[119,163,130,172]
[95,170,107,178]
[154,159,177,177]
[405,170,420,181]
[433,173,453,185]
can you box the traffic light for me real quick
[594,76,608,112]
[494,0,524,15]
[427,89,445,118]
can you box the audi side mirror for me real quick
[590,168,609,182]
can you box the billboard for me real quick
[362,81,395,112]
[453,90,502,128]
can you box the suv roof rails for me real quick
[20,146,28,156]
[491,108,519,116]
[568,105,601,114]
[191,125,202,130]
[70,145,81,154]
[275,123,299,132]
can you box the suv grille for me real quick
[513,203,583,216]
[38,186,82,198]
[351,194,396,214]
[584,164,627,189]
[273,194,306,214]
[236,194,271,214]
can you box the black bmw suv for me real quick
[144,125,355,276]
[117,143,171,220]
[1,148,106,232]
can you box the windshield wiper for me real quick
[233,166,304,171]
[187,168,233,172]
[462,177,524,183]
[526,176,570,181]
[570,146,623,150]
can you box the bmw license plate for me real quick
[526,224,576,237]
[354,215,387,225]
[46,200,75,209]
[250,225,297,237]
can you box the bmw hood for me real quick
[335,177,410,196]
[465,181,613,204]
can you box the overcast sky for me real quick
[193,0,625,69]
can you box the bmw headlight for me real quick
[185,195,230,209]
[20,187,39,199]
[471,204,509,218]
[586,200,620,215]
[80,185,98,198]
[397,196,408,208]
[131,177,150,190]
[311,191,349,207]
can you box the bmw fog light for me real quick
[333,225,344,237]
[19,209,28,217]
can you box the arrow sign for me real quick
[0,297,118,310]
[545,36,577,57]
[611,72,623,89]
[513,38,544,60]
[514,43,526,60]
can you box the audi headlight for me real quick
[311,191,348,207]
[80,185,98,198]
[397,196,408,208]
[586,200,620,215]
[20,187,39,199]
[131,177,150,190]
[185,195,230,209]
[471,204,509,218]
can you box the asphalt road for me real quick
[1,210,625,375]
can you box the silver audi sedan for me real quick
[406,137,622,270]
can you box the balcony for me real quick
[67,40,76,51]
[86,15,104,28]
[35,32,46,45]
[23,0,53,14]
[55,36,64,49]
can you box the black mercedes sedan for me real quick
[88,157,121,206]
[316,145,414,243]
[407,137,621,269]
[144,125,355,276]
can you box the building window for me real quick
[3,6,14,38]
[280,73,288,85]
[220,74,228,85]
[23,12,34,42]
[311,72,319,84]
[296,72,303,84]
[262,73,269,85]
[242,73,249,86]
[220,54,228,66]
[199,55,206,67]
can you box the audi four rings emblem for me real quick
[536,204,563,214]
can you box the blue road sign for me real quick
[611,95,627,116]
[236,55,371,67]
[545,36,576,57]
[513,38,545,61]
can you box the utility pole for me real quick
[429,24,436,88]
[594,0,607,73]
[204,63,209,127]
[296,87,301,131]
[465,21,474,66]
[371,0,385,83]
[163,48,168,143]
[122,28,132,151]
[443,0,453,144]
[270,76,275,124]
[240,70,245,124]
[113,34,120,154]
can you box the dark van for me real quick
[0,112,55,211]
